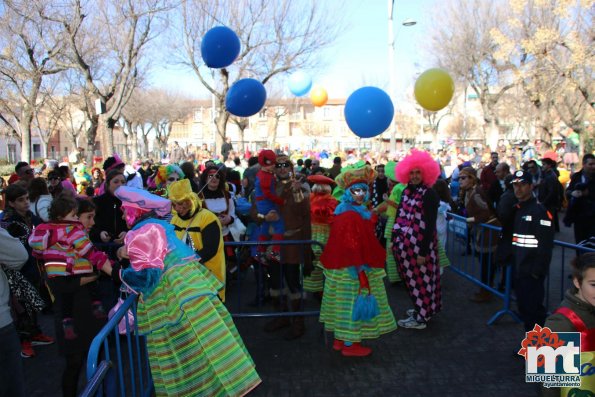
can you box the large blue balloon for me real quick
[288,71,312,96]
[344,87,394,138]
[225,78,267,117]
[201,26,241,68]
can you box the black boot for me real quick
[284,299,305,340]
[263,297,290,332]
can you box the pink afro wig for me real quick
[395,149,441,186]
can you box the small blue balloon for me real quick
[225,78,267,117]
[201,26,241,68]
[288,71,312,97]
[344,87,394,138]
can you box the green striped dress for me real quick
[136,248,261,396]
[319,268,397,342]
[303,223,329,292]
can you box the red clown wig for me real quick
[395,149,441,186]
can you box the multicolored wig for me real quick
[154,164,185,189]
[395,149,440,186]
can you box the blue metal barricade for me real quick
[445,212,595,325]
[84,239,322,396]
[84,293,152,397]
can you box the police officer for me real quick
[511,170,555,331]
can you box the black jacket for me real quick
[90,193,128,244]
[512,197,554,278]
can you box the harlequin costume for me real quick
[319,165,397,357]
[303,175,337,293]
[392,150,442,329]
[254,150,284,259]
[115,187,261,397]
[168,179,226,301]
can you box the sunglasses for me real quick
[350,188,366,196]
[49,176,60,181]
[275,163,291,169]
[167,177,179,182]
[207,174,220,180]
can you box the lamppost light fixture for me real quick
[402,18,417,26]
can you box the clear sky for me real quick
[151,0,437,105]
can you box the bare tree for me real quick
[0,0,67,162]
[145,89,195,155]
[173,0,343,154]
[491,0,594,148]
[36,0,174,161]
[427,0,514,148]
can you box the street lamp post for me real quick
[388,0,416,154]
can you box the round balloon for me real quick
[310,86,328,107]
[225,78,267,117]
[414,68,454,111]
[201,26,241,69]
[344,87,394,138]
[288,71,312,96]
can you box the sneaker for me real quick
[406,308,417,318]
[21,341,35,358]
[62,318,78,340]
[31,333,55,346]
[397,316,427,330]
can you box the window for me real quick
[32,144,41,159]
[193,109,203,122]
[323,106,333,120]
[8,144,17,163]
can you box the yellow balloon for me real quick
[414,68,454,112]
[310,86,328,107]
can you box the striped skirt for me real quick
[319,268,397,342]
[384,216,401,283]
[304,224,329,293]
[138,261,261,397]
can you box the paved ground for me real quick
[23,223,578,397]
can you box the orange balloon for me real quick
[310,86,328,107]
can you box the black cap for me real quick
[512,170,532,184]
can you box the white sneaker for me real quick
[398,316,427,329]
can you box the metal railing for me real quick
[83,238,322,397]
[445,212,595,325]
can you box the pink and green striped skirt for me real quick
[304,224,329,293]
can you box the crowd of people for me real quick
[0,142,593,396]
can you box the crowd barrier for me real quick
[82,239,322,397]
[445,212,595,325]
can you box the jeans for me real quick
[0,323,25,397]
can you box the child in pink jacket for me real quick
[29,194,111,339]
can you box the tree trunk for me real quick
[130,130,139,162]
[215,109,229,160]
[85,118,98,164]
[19,115,33,163]
[142,134,149,157]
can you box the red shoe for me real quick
[332,339,344,351]
[341,343,372,357]
[21,341,35,358]
[31,333,55,346]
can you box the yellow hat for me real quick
[335,165,376,189]
[168,179,200,215]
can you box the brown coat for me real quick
[465,186,501,253]
[277,180,313,267]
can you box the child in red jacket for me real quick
[29,194,111,339]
